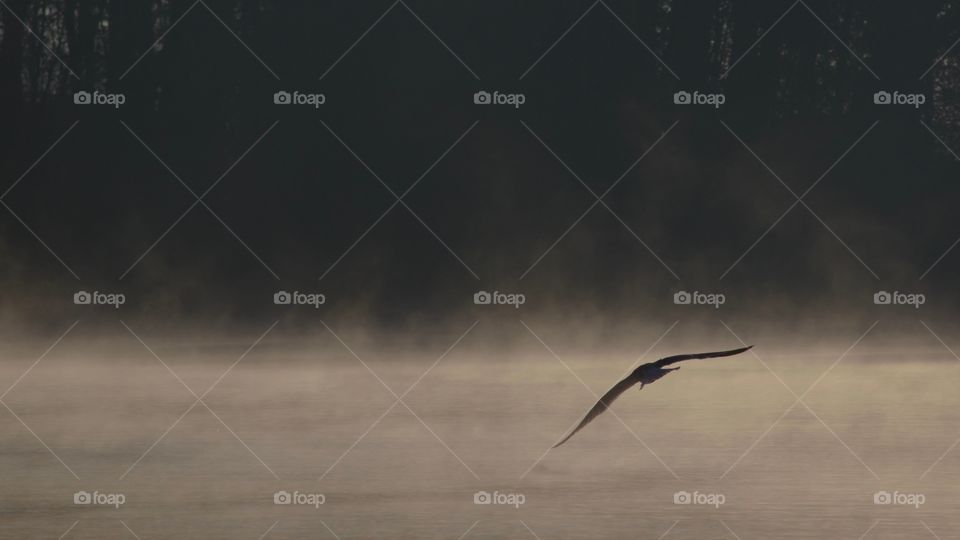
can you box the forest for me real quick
[0,1,958,328]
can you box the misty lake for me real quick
[1,338,958,539]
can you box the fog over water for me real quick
[2,320,959,539]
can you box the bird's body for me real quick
[634,362,681,388]
[553,346,752,447]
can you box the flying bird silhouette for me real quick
[553,346,753,448]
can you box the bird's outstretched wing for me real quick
[653,345,752,367]
[553,373,642,448]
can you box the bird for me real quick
[552,346,753,448]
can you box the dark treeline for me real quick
[1,2,958,118]
[1,1,959,331]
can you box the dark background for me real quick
[1,0,958,335]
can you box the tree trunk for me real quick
[0,0,28,107]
